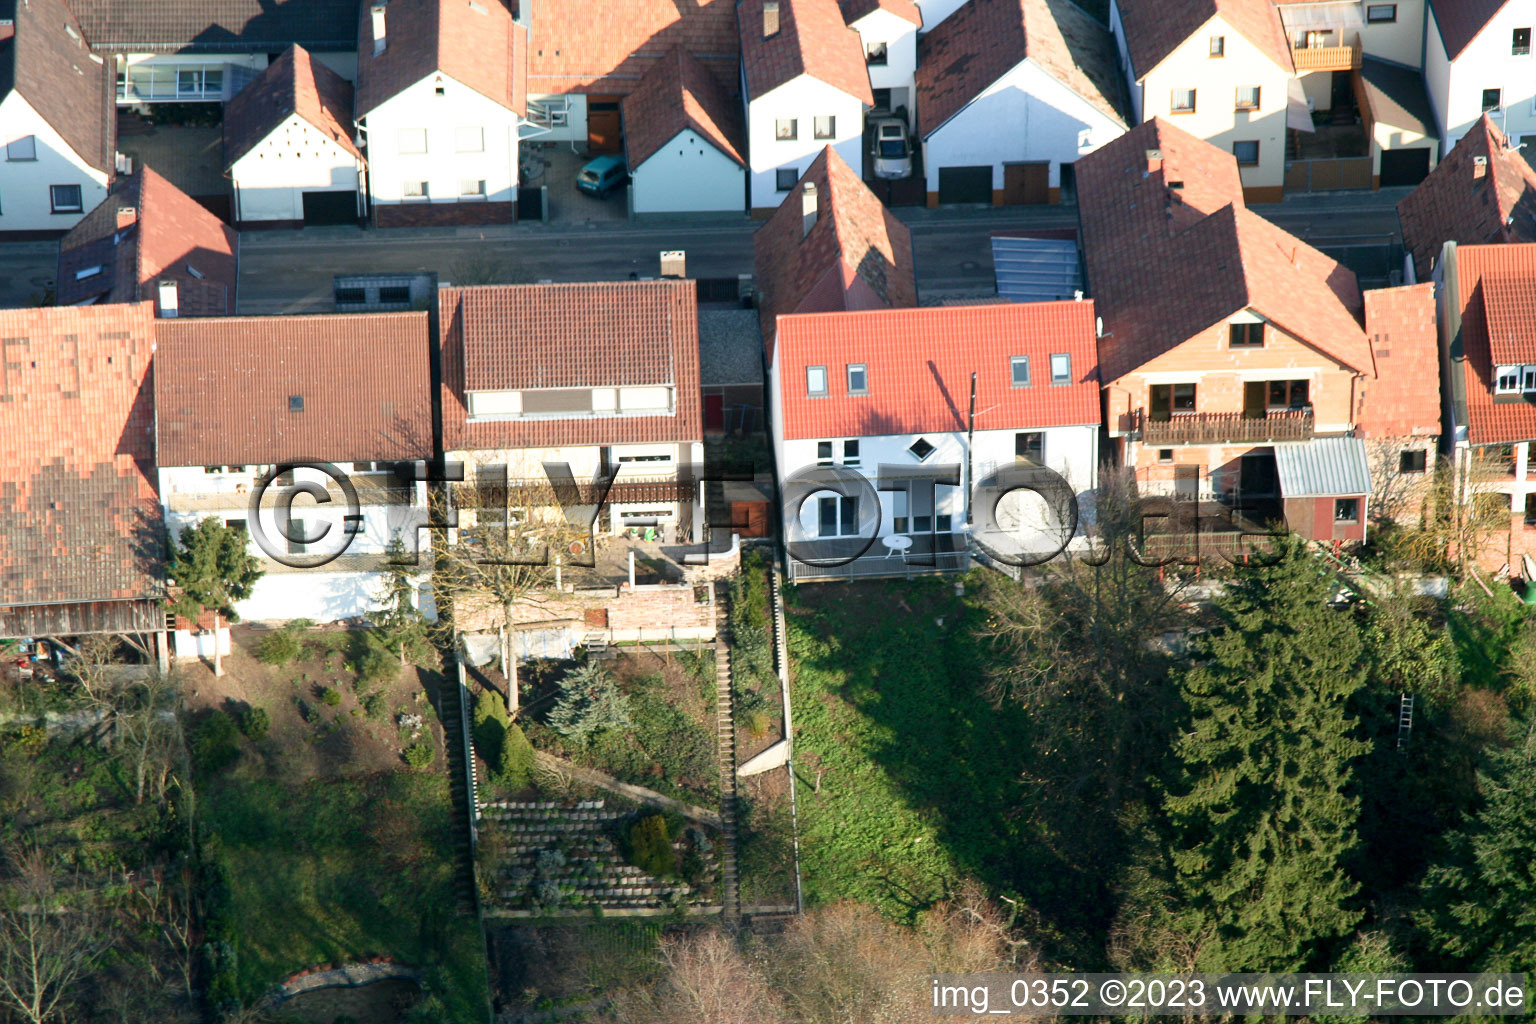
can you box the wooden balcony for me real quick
[1139,408,1314,446]
[1291,34,1362,72]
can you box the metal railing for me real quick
[1139,408,1314,446]
[787,547,970,582]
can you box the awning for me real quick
[1277,2,1364,29]
[1274,436,1371,497]
[991,236,1084,302]
[1287,78,1316,133]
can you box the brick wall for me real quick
[374,202,514,229]
[460,581,716,639]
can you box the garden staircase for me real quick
[713,581,743,925]
[438,660,480,916]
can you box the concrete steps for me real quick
[713,579,742,924]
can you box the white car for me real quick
[870,118,912,180]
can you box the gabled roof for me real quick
[1429,0,1510,60]
[1077,118,1369,382]
[154,313,434,466]
[524,0,739,96]
[917,0,1125,137]
[621,45,745,168]
[1113,0,1291,79]
[775,301,1100,440]
[1398,115,1536,280]
[58,166,238,317]
[0,0,114,173]
[739,0,873,104]
[356,0,526,116]
[754,146,917,360]
[0,303,160,609]
[1357,283,1442,439]
[64,0,358,52]
[224,44,362,168]
[840,0,923,27]
[439,281,703,451]
[1449,244,1536,445]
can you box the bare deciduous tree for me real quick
[0,847,110,1024]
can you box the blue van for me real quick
[577,155,628,197]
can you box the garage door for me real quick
[1378,148,1431,188]
[1002,162,1050,204]
[937,166,992,204]
[302,191,356,226]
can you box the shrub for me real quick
[353,637,399,689]
[237,706,270,743]
[318,687,342,707]
[547,663,631,745]
[402,742,435,771]
[362,692,388,721]
[191,711,240,776]
[622,813,676,878]
[253,628,302,666]
[498,723,536,791]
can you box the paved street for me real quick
[0,186,1414,313]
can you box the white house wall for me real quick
[850,8,918,123]
[525,93,589,143]
[0,92,110,234]
[1107,0,1145,123]
[363,73,520,209]
[747,74,865,211]
[1433,3,1536,149]
[230,113,362,222]
[1358,0,1425,67]
[630,129,745,213]
[914,0,966,33]
[923,57,1125,196]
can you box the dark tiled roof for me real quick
[840,0,922,27]
[153,313,435,466]
[739,0,873,104]
[58,166,238,317]
[1452,244,1536,445]
[1357,283,1441,439]
[524,0,739,96]
[439,281,703,451]
[622,45,745,168]
[753,146,917,359]
[66,0,360,51]
[1429,0,1509,60]
[0,0,114,173]
[224,44,362,167]
[1114,0,1291,78]
[917,0,1125,136]
[1359,57,1434,136]
[775,301,1100,440]
[357,0,526,115]
[0,303,161,608]
[1398,115,1536,280]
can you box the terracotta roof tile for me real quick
[66,0,358,51]
[1114,0,1291,79]
[58,166,238,317]
[776,300,1101,439]
[439,281,703,451]
[0,0,114,173]
[840,0,922,28]
[740,0,873,104]
[0,303,161,607]
[224,44,362,167]
[1398,114,1536,280]
[1357,283,1442,438]
[754,146,917,359]
[622,45,745,167]
[525,0,740,96]
[917,0,1125,136]
[357,0,526,116]
[153,313,434,466]
[1483,272,1536,364]
[1077,118,1369,382]
[1429,0,1509,60]
[1452,244,1536,445]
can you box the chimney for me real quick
[660,250,685,278]
[371,3,387,55]
[1144,148,1163,176]
[1474,154,1488,180]
[763,0,780,38]
[157,280,179,318]
[801,181,817,238]
[116,206,137,230]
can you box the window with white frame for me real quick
[1365,4,1396,22]
[776,119,797,141]
[50,185,82,213]
[817,440,834,465]
[814,116,835,139]
[404,180,429,199]
[843,439,860,466]
[455,126,484,152]
[1049,353,1072,385]
[1482,88,1502,111]
[847,363,867,394]
[817,495,858,537]
[1010,355,1030,387]
[459,179,487,198]
[398,128,428,154]
[1234,86,1260,111]
[866,41,887,64]
[1495,365,1522,394]
[1514,27,1531,56]
[5,136,36,161]
[1171,88,1196,113]
[807,365,827,396]
[1209,36,1224,57]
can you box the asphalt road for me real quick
[0,187,1413,313]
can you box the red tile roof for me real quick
[840,0,922,27]
[621,45,745,168]
[153,313,434,466]
[58,165,238,317]
[0,0,115,173]
[356,0,526,115]
[0,303,161,608]
[1077,118,1369,382]
[1398,114,1536,280]
[740,0,873,104]
[754,146,917,360]
[1429,0,1510,60]
[440,281,703,451]
[775,300,1101,440]
[1483,272,1536,364]
[1114,0,1291,79]
[1358,283,1442,439]
[524,0,740,96]
[1451,244,1536,445]
[223,44,362,167]
[917,0,1125,136]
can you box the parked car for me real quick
[577,155,628,197]
[870,118,912,180]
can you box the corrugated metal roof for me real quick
[1274,436,1371,497]
[991,236,1083,302]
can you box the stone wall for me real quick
[373,201,514,228]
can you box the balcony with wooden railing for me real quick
[1139,408,1315,446]
[1290,33,1362,73]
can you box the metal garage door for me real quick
[1378,148,1431,188]
[301,191,356,226]
[937,166,992,204]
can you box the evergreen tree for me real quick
[1145,538,1369,970]
[164,517,263,677]
[1416,729,1536,971]
[547,662,631,745]
[369,537,431,667]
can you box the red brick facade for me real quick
[373,202,515,229]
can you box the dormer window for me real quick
[1495,365,1522,394]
